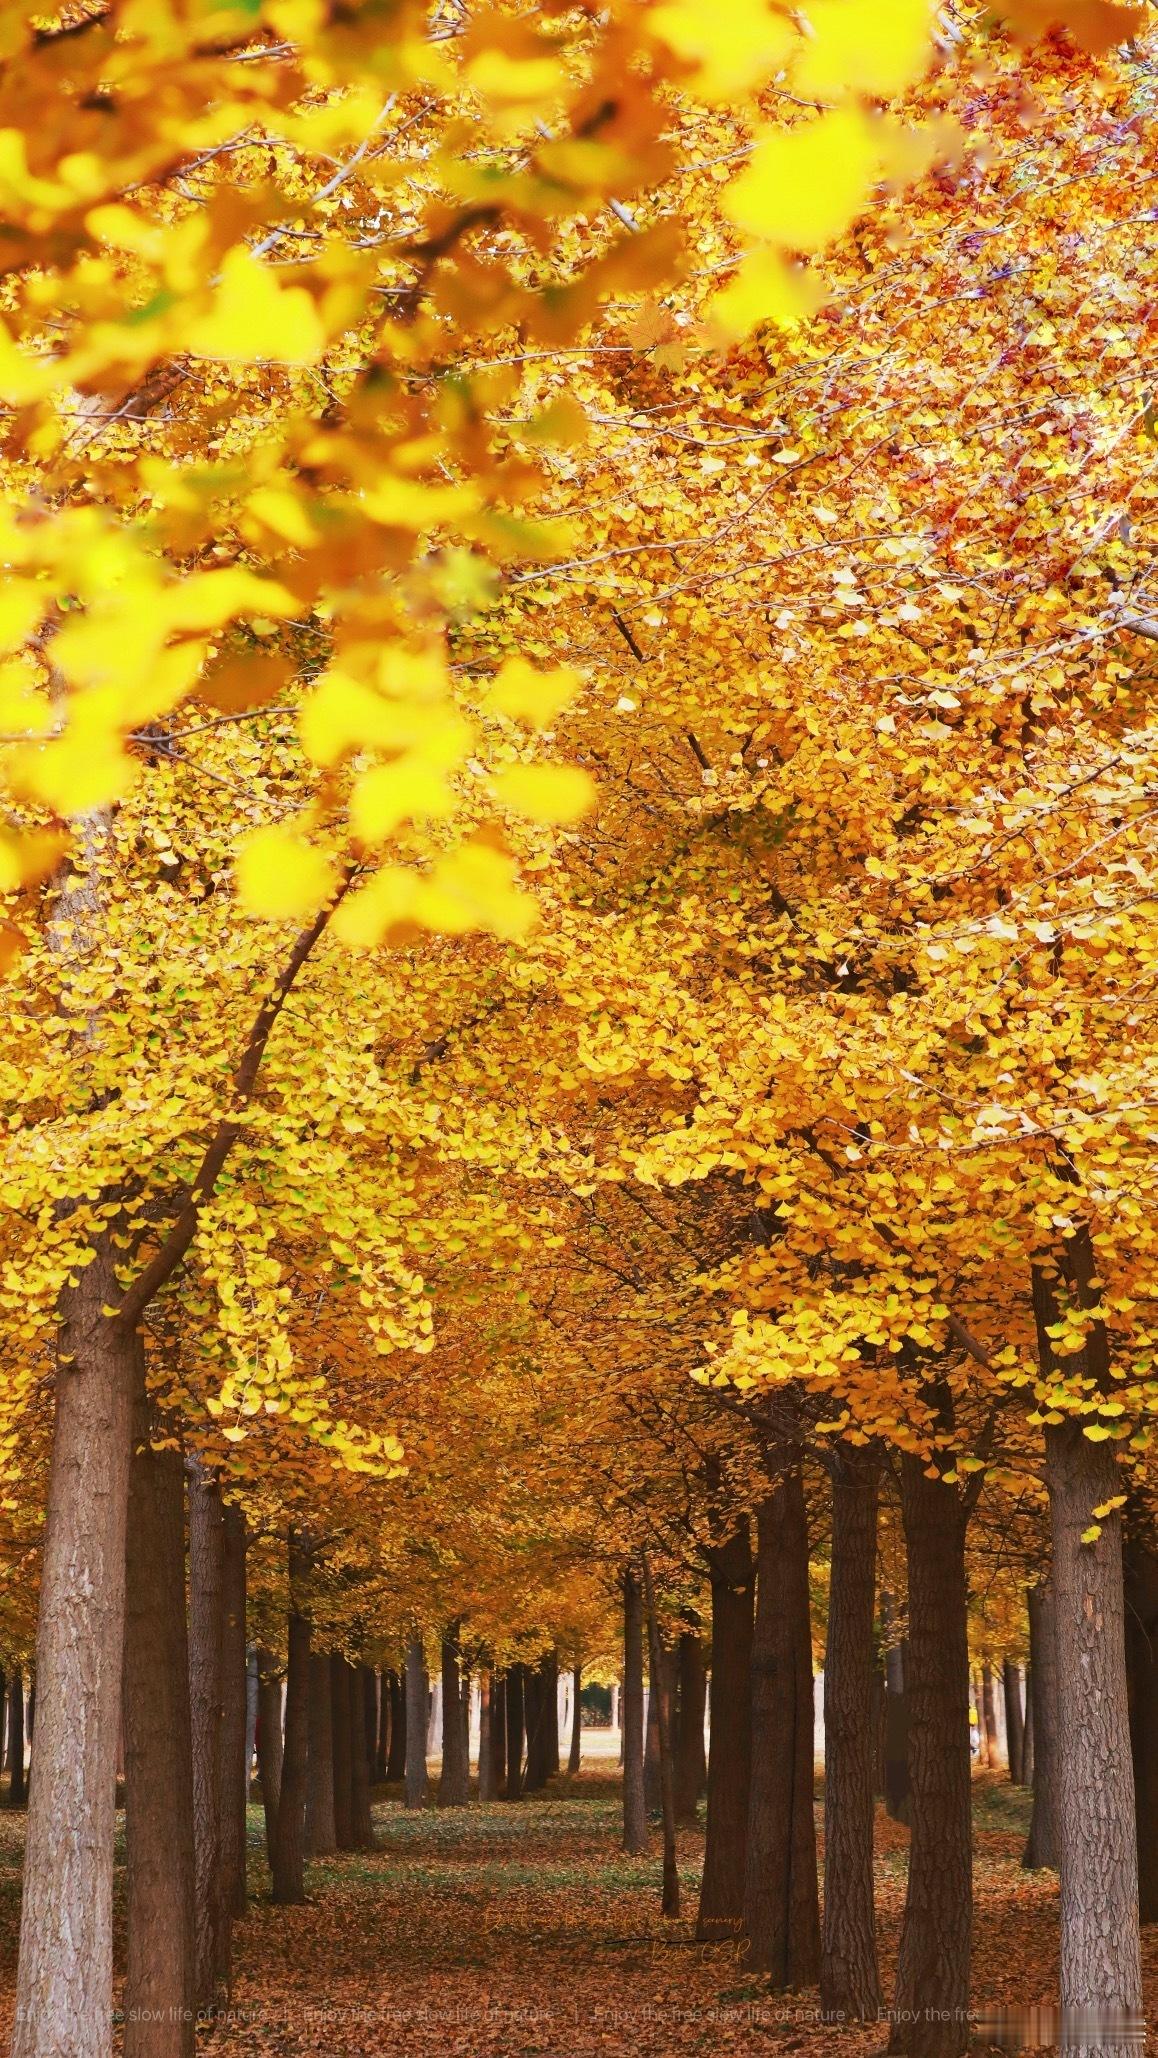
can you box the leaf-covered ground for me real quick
[0,1770,1155,2052]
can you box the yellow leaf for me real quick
[494,762,595,826]
[650,0,794,97]
[236,825,337,920]
[795,0,932,102]
[186,248,325,365]
[350,760,452,846]
[486,657,583,729]
[724,109,879,253]
[1081,1422,1114,1442]
[1081,1523,1102,1543]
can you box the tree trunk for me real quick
[1023,1582,1058,1870]
[505,1663,525,1801]
[542,1651,560,1776]
[523,1662,545,1792]
[439,1625,469,1806]
[350,1664,375,1848]
[644,1666,661,1815]
[743,1468,820,1985]
[675,1631,707,1824]
[881,1585,910,1825]
[122,1373,195,2058]
[1002,1660,1024,1786]
[1124,1523,1158,1924]
[8,1664,26,1807]
[219,1504,248,1928]
[1021,1664,1035,1791]
[331,1654,354,1849]
[641,1554,679,1915]
[385,1669,406,1784]
[821,1447,881,2022]
[980,1663,999,1769]
[889,1447,971,2058]
[244,1649,258,1802]
[1047,1418,1141,2050]
[269,1536,310,1904]
[622,1564,649,1855]
[187,1458,227,2012]
[696,1522,753,1940]
[11,1272,135,2058]
[568,1663,583,1776]
[404,1635,428,1809]
[491,1668,507,1795]
[304,1652,336,1856]
[375,1670,390,1783]
[478,1669,497,1800]
[255,1651,283,1867]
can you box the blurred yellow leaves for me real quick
[494,763,596,827]
[725,110,880,253]
[236,824,337,920]
[186,249,325,365]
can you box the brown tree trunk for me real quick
[11,1269,135,2058]
[641,1554,679,1915]
[622,1567,649,1854]
[1002,1660,1024,1786]
[821,1447,881,2022]
[1022,1583,1058,1869]
[375,1670,390,1783]
[644,1663,661,1815]
[122,1370,195,2058]
[889,1444,971,2058]
[269,1535,310,1904]
[385,1669,406,1784]
[881,1585,910,1825]
[980,1663,999,1769]
[439,1625,469,1806]
[505,1663,525,1802]
[8,1665,26,1807]
[542,1651,560,1777]
[1021,1664,1035,1790]
[350,1664,375,1848]
[404,1635,428,1809]
[255,1651,283,1867]
[675,1630,707,1824]
[478,1669,497,1801]
[219,1504,248,1929]
[523,1661,546,1793]
[305,1652,336,1855]
[1124,1523,1158,1923]
[743,1468,819,1985]
[696,1522,753,1940]
[1047,1418,1141,2050]
[491,1667,507,1795]
[568,1663,583,1776]
[331,1655,354,1848]
[187,1458,227,2012]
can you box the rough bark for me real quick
[404,1635,428,1809]
[568,1663,583,1776]
[255,1651,283,1867]
[821,1447,881,2022]
[439,1625,469,1806]
[889,1445,971,2058]
[505,1662,525,1802]
[304,1652,336,1856]
[122,1378,195,2058]
[641,1554,679,1915]
[187,1459,227,2012]
[8,1664,26,1807]
[269,1535,310,1904]
[385,1669,406,1784]
[350,1664,375,1848]
[375,1670,390,1783]
[1047,1418,1141,2051]
[881,1587,910,1825]
[1125,1523,1158,1923]
[219,1504,248,1927]
[743,1468,820,1985]
[1002,1659,1025,1786]
[675,1631,707,1825]
[331,1655,355,1848]
[1022,1582,1058,1870]
[11,1255,135,2058]
[622,1567,648,1854]
[696,1522,753,1940]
